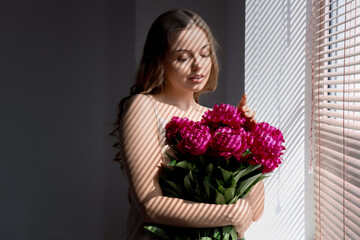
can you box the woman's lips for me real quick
[188,74,205,83]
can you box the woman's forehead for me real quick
[169,27,210,52]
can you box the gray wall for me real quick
[1,0,134,239]
[1,0,245,239]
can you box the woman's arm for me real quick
[119,94,253,229]
[245,181,265,221]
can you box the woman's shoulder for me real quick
[123,94,154,111]
[121,94,158,127]
[197,104,210,115]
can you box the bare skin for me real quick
[119,27,264,238]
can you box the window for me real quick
[311,0,360,239]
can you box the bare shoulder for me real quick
[198,104,210,115]
[121,93,157,127]
[123,93,153,111]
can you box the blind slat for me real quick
[315,50,360,64]
[314,102,360,111]
[314,185,360,223]
[314,0,346,17]
[314,116,360,130]
[315,77,360,85]
[316,94,360,102]
[315,3,348,28]
[314,87,360,93]
[316,59,360,70]
[316,31,360,49]
[314,109,360,121]
[315,9,360,35]
[314,123,360,141]
[314,166,360,199]
[316,21,360,42]
[314,128,360,153]
[313,147,360,176]
[315,202,360,239]
[314,125,360,149]
[316,41,360,58]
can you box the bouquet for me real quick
[144,104,285,240]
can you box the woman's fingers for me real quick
[237,93,258,130]
[240,105,249,113]
[243,110,255,119]
[237,94,247,109]
[234,216,253,237]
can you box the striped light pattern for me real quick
[244,0,310,239]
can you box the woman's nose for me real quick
[191,55,202,70]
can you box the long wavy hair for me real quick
[110,9,220,168]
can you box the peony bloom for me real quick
[202,104,246,130]
[165,116,194,143]
[211,127,249,160]
[177,122,211,155]
[249,122,286,173]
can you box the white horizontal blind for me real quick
[312,0,360,239]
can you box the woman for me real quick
[113,9,265,239]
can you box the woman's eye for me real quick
[177,56,190,63]
[200,52,210,58]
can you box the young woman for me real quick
[112,9,265,239]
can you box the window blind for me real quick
[311,0,360,239]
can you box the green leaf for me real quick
[215,179,226,193]
[143,225,169,240]
[204,176,217,191]
[222,225,233,240]
[203,180,210,199]
[213,227,221,240]
[230,226,238,240]
[234,164,261,182]
[161,186,179,197]
[163,179,179,192]
[215,190,225,204]
[184,175,192,193]
[236,172,262,197]
[166,153,178,165]
[224,187,235,203]
[242,174,268,197]
[188,170,194,182]
[200,238,212,240]
[228,196,238,204]
[206,163,214,175]
[242,148,252,156]
[219,167,234,185]
[176,161,192,169]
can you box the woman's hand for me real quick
[228,198,254,238]
[245,181,265,221]
[237,94,257,131]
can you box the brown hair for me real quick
[111,9,219,167]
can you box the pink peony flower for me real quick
[177,122,211,155]
[211,127,249,160]
[165,116,194,143]
[202,104,246,130]
[249,122,286,173]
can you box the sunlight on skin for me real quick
[120,27,264,238]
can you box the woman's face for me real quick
[163,27,212,95]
